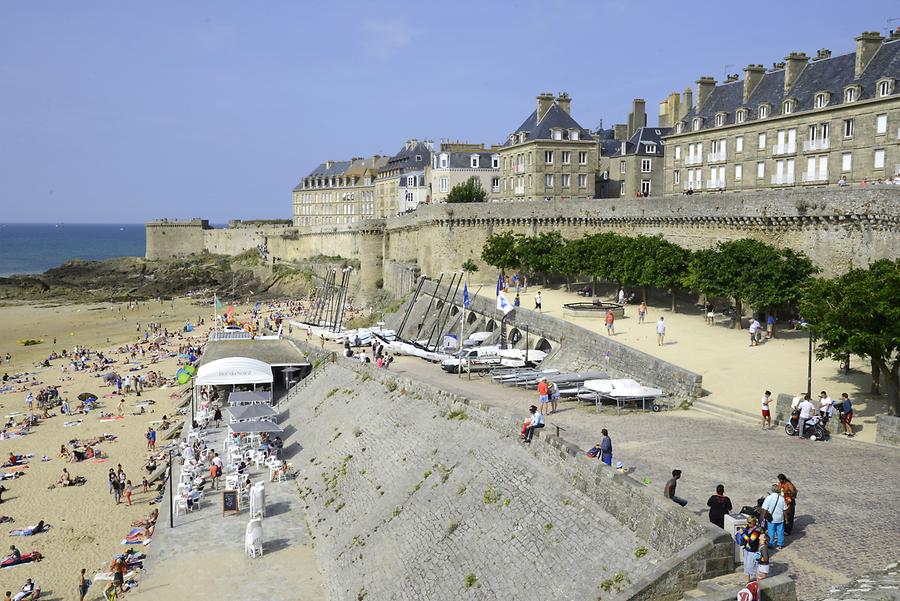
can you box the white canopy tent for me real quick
[195,357,274,387]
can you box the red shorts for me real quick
[761,410,770,417]
[842,412,853,425]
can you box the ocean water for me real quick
[0,223,146,277]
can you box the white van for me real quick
[441,346,503,373]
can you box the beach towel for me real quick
[0,552,41,568]
[99,416,123,422]
[63,421,83,427]
[91,458,109,464]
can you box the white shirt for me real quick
[531,411,545,426]
[212,456,223,469]
[819,397,833,413]
[762,492,786,523]
[791,396,802,410]
[749,320,760,334]
[798,400,815,419]
[656,320,666,335]
[761,395,771,410]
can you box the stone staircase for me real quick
[679,572,796,601]
[690,399,764,428]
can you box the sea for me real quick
[0,223,146,277]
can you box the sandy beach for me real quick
[0,298,205,598]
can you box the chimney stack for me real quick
[813,48,832,61]
[682,87,693,116]
[627,98,646,138]
[536,92,555,122]
[743,64,766,103]
[613,124,628,141]
[783,52,809,92]
[855,32,884,78]
[555,92,571,115]
[658,98,671,128]
[695,77,716,112]
[891,27,900,41]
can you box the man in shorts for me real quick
[760,390,772,430]
[536,378,549,416]
[839,393,854,437]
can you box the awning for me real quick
[196,357,273,386]
[229,390,272,404]
[228,421,284,434]
[227,405,276,421]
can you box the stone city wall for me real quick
[875,414,900,447]
[285,351,732,601]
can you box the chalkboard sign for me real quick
[222,489,239,516]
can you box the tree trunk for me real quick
[670,289,676,312]
[592,277,597,297]
[732,298,743,329]
[871,358,881,395]
[642,286,648,304]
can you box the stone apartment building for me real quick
[598,99,672,198]
[375,139,434,216]
[497,93,597,202]
[662,30,900,195]
[292,155,387,227]
[431,142,501,202]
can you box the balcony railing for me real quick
[684,155,703,166]
[683,181,702,191]
[514,186,525,195]
[707,151,727,163]
[803,139,830,152]
[802,171,829,183]
[706,179,725,189]
[491,186,500,193]
[772,142,797,156]
[770,174,796,185]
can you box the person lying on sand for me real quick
[130,509,158,528]
[10,520,47,536]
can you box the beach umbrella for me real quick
[78,392,97,401]
[182,364,197,376]
[175,368,193,385]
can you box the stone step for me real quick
[691,399,761,427]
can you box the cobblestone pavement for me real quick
[386,355,900,601]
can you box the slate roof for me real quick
[504,102,595,146]
[608,127,672,157]
[307,160,351,177]
[678,39,900,132]
[379,140,433,175]
[435,151,498,169]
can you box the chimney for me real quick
[743,64,766,103]
[891,27,900,41]
[783,52,809,92]
[682,87,693,117]
[695,77,716,112]
[628,98,646,138]
[613,124,628,141]
[536,92,555,122]
[555,92,571,115]
[658,99,670,128]
[813,48,832,61]
[855,32,884,78]
[325,160,333,169]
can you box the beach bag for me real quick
[215,465,222,477]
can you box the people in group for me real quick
[796,394,816,439]
[548,381,560,415]
[705,484,733,529]
[522,405,544,443]
[598,429,613,466]
[664,469,687,506]
[762,483,787,550]
[777,474,797,536]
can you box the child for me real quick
[124,481,133,506]
[141,477,149,493]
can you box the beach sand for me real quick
[0,299,204,598]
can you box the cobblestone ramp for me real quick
[289,361,725,601]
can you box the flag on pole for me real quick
[495,273,503,297]
[463,283,470,308]
[497,292,514,315]
[214,295,223,312]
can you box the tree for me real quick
[625,236,691,310]
[584,233,628,291]
[481,232,519,272]
[799,259,900,414]
[446,177,486,203]
[461,259,479,276]
[516,232,564,284]
[554,237,591,291]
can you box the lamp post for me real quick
[168,449,175,528]
[802,322,814,398]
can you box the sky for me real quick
[1,0,898,223]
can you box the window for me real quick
[641,158,652,173]
[562,174,571,188]
[841,152,852,172]
[758,132,766,150]
[439,154,448,168]
[715,113,725,127]
[415,155,422,162]
[844,87,856,103]
[620,181,625,195]
[757,161,765,178]
[874,149,885,169]
[814,93,828,108]
[675,146,682,160]
[470,155,480,168]
[491,155,499,169]
[675,122,683,134]
[491,177,499,192]
[544,151,554,164]
[545,174,554,188]
[735,164,743,181]
[645,144,657,153]
[673,170,681,185]
[553,130,562,140]
[562,151,571,165]
[578,151,588,165]
[619,161,626,174]
[640,180,651,195]
[758,104,769,118]
[693,118,703,131]
[406,176,417,186]
[439,177,448,193]
[843,119,854,138]
[782,100,793,114]
[876,113,887,135]
[571,131,580,141]
[736,109,746,124]
[735,135,744,153]
[878,80,891,97]
[578,174,587,188]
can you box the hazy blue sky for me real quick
[2,1,898,223]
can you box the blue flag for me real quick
[496,273,503,297]
[463,283,470,308]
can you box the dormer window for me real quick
[415,155,422,162]
[758,104,770,119]
[552,129,563,140]
[491,154,499,169]
[736,109,747,124]
[571,130,580,141]
[470,155,480,168]
[782,99,795,115]
[440,154,449,168]
[509,134,517,145]
[519,132,527,143]
[675,122,684,134]
[814,92,829,108]
[715,112,726,127]
[877,78,894,97]
[693,118,703,131]
[645,144,657,153]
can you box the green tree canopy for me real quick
[516,231,564,282]
[446,177,486,203]
[799,259,900,414]
[625,236,692,308]
[481,232,519,271]
[461,259,479,274]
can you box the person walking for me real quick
[534,291,542,313]
[210,461,220,491]
[24,392,33,412]
[766,314,776,339]
[777,474,797,536]
[523,405,544,443]
[706,484,733,528]
[762,484,787,550]
[656,317,666,346]
[548,381,560,414]
[748,318,761,346]
[664,469,687,506]
[760,391,772,430]
[599,429,613,466]
[637,302,647,324]
[705,301,715,325]
[78,567,89,601]
[839,393,854,437]
[605,310,615,335]
[213,404,223,429]
[536,378,550,416]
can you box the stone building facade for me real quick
[292,156,387,227]
[662,31,900,195]
[375,139,433,217]
[430,142,501,202]
[497,93,598,202]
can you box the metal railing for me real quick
[770,174,796,185]
[801,171,829,183]
[802,139,830,152]
[772,142,797,156]
[684,155,703,166]
[706,179,725,189]
[707,151,727,163]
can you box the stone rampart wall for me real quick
[145,220,209,259]
[875,415,900,447]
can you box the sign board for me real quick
[222,489,239,516]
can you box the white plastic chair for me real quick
[249,482,265,518]
[225,474,239,490]
[252,450,266,469]
[174,496,189,516]
[245,518,263,558]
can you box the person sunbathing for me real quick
[58,469,73,486]
[58,446,70,460]
[131,509,158,528]
[11,578,37,601]
[10,521,47,536]
[3,544,21,563]
[124,523,154,542]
